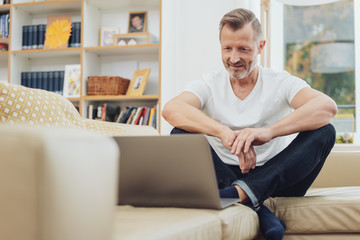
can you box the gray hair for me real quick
[219,8,263,42]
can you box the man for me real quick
[162,8,337,240]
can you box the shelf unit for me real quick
[4,0,162,131]
[0,3,10,82]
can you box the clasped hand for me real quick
[221,128,272,174]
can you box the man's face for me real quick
[220,23,263,80]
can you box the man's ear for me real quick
[258,40,266,54]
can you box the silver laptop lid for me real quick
[114,134,228,209]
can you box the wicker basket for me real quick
[87,76,130,95]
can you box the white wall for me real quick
[161,0,261,134]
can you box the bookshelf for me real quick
[5,0,162,131]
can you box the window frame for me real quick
[266,0,360,145]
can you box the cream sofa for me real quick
[1,82,360,239]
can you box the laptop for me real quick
[113,134,240,209]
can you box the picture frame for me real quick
[100,27,120,46]
[128,11,147,33]
[126,69,151,96]
[63,64,81,97]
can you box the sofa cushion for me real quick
[266,187,360,234]
[113,205,222,240]
[207,204,259,240]
[0,82,83,128]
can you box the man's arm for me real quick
[232,87,338,154]
[162,91,231,139]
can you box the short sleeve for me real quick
[184,79,211,109]
[282,75,310,105]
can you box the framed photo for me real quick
[128,11,147,33]
[63,64,81,97]
[126,69,151,96]
[100,27,120,46]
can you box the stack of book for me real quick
[87,104,158,129]
[116,105,157,128]
[0,13,9,39]
[2,0,11,4]
[22,22,81,50]
[21,71,65,95]
[22,24,46,49]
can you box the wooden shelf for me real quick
[67,97,81,102]
[12,47,81,58]
[84,44,160,56]
[83,94,159,101]
[13,0,81,14]
[0,38,10,42]
[0,4,11,10]
[86,0,159,10]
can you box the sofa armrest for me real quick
[311,151,360,188]
[0,126,119,240]
[82,119,159,136]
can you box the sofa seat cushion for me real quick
[266,187,360,234]
[0,82,83,128]
[207,204,259,240]
[113,205,222,240]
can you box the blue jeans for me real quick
[171,124,336,208]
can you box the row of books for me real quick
[0,0,10,5]
[22,22,81,50]
[0,13,9,39]
[88,104,157,128]
[21,71,65,95]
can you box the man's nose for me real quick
[229,51,240,63]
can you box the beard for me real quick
[225,57,258,80]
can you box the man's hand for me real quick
[229,127,273,173]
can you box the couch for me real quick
[1,81,360,239]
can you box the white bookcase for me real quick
[4,0,162,131]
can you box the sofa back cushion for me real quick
[0,82,83,128]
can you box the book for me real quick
[88,104,93,119]
[126,108,137,124]
[131,107,142,125]
[32,25,38,49]
[48,71,54,92]
[38,24,46,49]
[22,25,28,50]
[63,64,81,97]
[142,107,151,125]
[101,103,107,121]
[148,107,155,126]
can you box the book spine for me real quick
[21,72,26,87]
[36,72,43,90]
[74,22,81,47]
[26,72,32,88]
[38,24,46,49]
[59,71,64,95]
[42,71,49,91]
[32,25,38,49]
[28,25,33,50]
[22,26,27,50]
[54,71,60,94]
[48,71,54,92]
[30,72,37,89]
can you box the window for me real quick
[269,0,357,144]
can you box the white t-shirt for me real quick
[184,66,309,166]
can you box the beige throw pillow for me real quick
[0,82,83,128]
